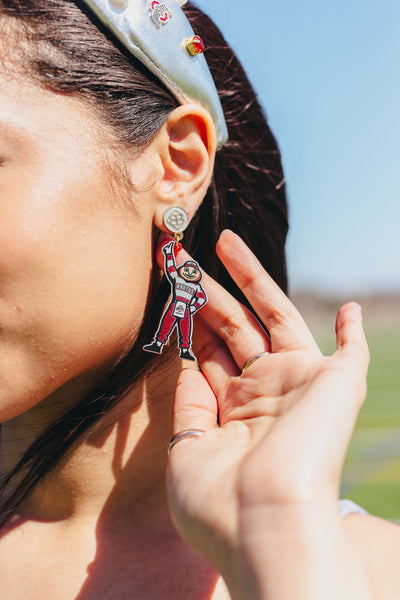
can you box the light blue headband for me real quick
[81,0,228,149]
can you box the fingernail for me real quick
[219,229,232,238]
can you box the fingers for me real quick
[173,368,218,434]
[216,231,321,354]
[193,316,240,395]
[199,286,271,370]
[335,303,370,372]
[156,237,270,371]
[156,231,320,374]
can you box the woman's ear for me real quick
[152,104,217,231]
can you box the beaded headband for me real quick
[81,0,228,149]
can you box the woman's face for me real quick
[0,69,156,422]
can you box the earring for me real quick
[163,206,189,254]
[143,206,208,361]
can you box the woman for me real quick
[0,1,397,598]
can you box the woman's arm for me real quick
[344,514,400,600]
[229,504,373,599]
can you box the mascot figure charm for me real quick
[143,241,207,361]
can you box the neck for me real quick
[0,353,183,524]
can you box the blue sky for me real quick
[197,0,400,293]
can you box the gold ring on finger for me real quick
[242,351,271,374]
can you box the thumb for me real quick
[173,368,218,434]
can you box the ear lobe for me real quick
[155,105,216,230]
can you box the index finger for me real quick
[216,231,321,354]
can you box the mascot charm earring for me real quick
[143,207,207,361]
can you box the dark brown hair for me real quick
[0,0,288,526]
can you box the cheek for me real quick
[0,163,152,421]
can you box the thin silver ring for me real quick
[167,429,205,454]
[242,351,271,373]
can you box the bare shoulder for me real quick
[344,513,400,599]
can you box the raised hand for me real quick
[162,240,175,256]
[161,231,372,599]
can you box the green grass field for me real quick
[316,325,400,521]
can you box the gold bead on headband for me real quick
[186,35,205,56]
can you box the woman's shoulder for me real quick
[344,511,400,599]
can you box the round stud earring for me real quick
[163,206,189,253]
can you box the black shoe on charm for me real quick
[143,340,163,354]
[179,349,196,361]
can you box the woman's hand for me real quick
[162,231,372,599]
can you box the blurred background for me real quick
[197,0,400,520]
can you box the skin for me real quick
[0,72,150,424]
[0,56,399,600]
[0,67,223,598]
